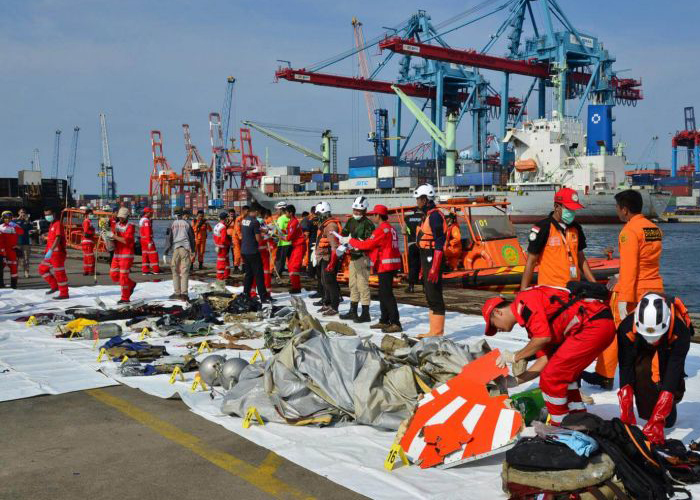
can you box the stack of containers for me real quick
[262,176,281,194]
[657,176,692,197]
[346,155,396,190]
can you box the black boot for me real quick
[405,283,414,293]
[354,305,371,324]
[10,278,17,289]
[339,302,358,321]
[580,371,614,391]
[199,262,203,270]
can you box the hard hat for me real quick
[634,293,671,344]
[117,207,129,219]
[482,297,507,336]
[198,354,225,386]
[315,201,331,215]
[1,210,12,218]
[220,358,249,390]
[554,187,584,210]
[275,201,287,210]
[367,204,388,216]
[413,184,436,200]
[143,207,153,214]
[351,196,369,211]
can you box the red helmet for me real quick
[482,297,507,336]
[554,188,584,210]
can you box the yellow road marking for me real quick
[87,389,315,500]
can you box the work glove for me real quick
[606,273,619,291]
[44,250,53,260]
[336,244,348,258]
[496,349,516,369]
[325,252,338,272]
[642,390,674,444]
[162,254,168,265]
[617,301,629,321]
[337,235,351,245]
[617,384,637,426]
[428,250,443,284]
[104,231,114,239]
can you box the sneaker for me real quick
[318,305,330,313]
[370,322,388,330]
[322,308,338,316]
[382,324,403,334]
[312,299,325,307]
[45,288,58,295]
[405,284,415,293]
[580,371,614,391]
[179,294,190,302]
[309,292,321,299]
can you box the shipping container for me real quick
[266,166,300,176]
[664,185,692,197]
[338,180,351,191]
[261,176,279,185]
[304,182,317,192]
[675,196,699,207]
[394,177,418,189]
[440,176,456,187]
[378,177,394,189]
[347,177,378,189]
[264,184,281,194]
[378,166,395,178]
[349,155,379,168]
[349,166,378,179]
[658,177,691,187]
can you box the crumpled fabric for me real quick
[551,431,599,457]
[399,337,491,384]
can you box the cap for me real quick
[1,210,12,218]
[143,207,153,214]
[482,297,506,336]
[367,204,388,216]
[554,188,584,210]
[117,207,129,219]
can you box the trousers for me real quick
[82,240,95,274]
[253,249,272,292]
[322,258,340,310]
[141,239,160,273]
[216,244,230,280]
[420,248,445,315]
[194,238,206,264]
[540,317,616,425]
[110,255,135,301]
[378,271,400,326]
[348,256,371,305]
[4,249,18,280]
[232,239,242,268]
[38,251,68,297]
[243,252,268,300]
[275,244,290,275]
[171,247,191,295]
[407,243,420,285]
[288,243,306,291]
[19,244,30,274]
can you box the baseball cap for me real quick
[367,204,389,216]
[482,297,506,336]
[554,188,584,210]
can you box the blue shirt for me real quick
[15,219,31,245]
[240,216,261,255]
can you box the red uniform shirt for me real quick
[82,218,95,240]
[285,217,305,246]
[0,222,23,252]
[213,222,230,248]
[46,220,66,253]
[349,221,402,273]
[139,217,154,241]
[114,221,135,256]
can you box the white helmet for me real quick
[634,293,671,344]
[315,201,331,215]
[351,196,369,211]
[414,184,436,200]
[275,201,287,210]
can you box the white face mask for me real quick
[352,214,363,220]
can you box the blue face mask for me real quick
[45,215,54,223]
[561,208,575,225]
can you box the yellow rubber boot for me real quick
[418,313,445,338]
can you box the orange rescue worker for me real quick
[110,207,136,304]
[81,208,96,275]
[255,212,273,291]
[232,206,248,272]
[583,189,665,390]
[314,201,342,316]
[0,211,23,289]
[520,188,596,290]
[444,212,463,270]
[38,207,69,299]
[265,209,278,280]
[213,211,231,281]
[192,210,212,270]
[283,204,306,294]
[139,207,160,274]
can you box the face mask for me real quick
[561,208,575,225]
[352,214,363,220]
[45,215,54,222]
[257,217,264,223]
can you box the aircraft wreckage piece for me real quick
[399,349,523,469]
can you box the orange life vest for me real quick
[417,208,447,250]
[537,222,580,288]
[317,218,341,248]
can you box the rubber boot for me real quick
[339,302,358,321]
[418,312,445,338]
[10,278,17,289]
[405,283,414,293]
[354,305,371,324]
[199,262,203,270]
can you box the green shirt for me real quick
[342,217,375,260]
[276,214,291,246]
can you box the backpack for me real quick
[549,280,610,323]
[506,436,589,471]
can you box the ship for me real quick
[251,111,670,223]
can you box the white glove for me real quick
[310,248,317,267]
[336,244,348,257]
[496,349,516,369]
[104,231,114,239]
[337,235,351,245]
[617,301,629,320]
[606,273,619,291]
[162,254,168,265]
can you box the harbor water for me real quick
[150,220,700,310]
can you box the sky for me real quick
[1,0,699,196]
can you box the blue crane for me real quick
[221,76,236,152]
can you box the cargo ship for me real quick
[251,111,670,223]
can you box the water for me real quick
[151,220,700,310]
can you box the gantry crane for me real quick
[672,106,700,176]
[66,126,80,195]
[31,148,41,172]
[149,130,180,215]
[99,113,116,200]
[52,130,61,179]
[181,123,209,195]
[221,76,236,153]
[242,121,337,174]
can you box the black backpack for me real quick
[549,280,610,323]
[506,436,590,471]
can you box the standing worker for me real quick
[584,189,665,390]
[617,293,691,444]
[414,184,447,337]
[275,201,291,277]
[240,204,270,302]
[482,285,615,425]
[231,206,248,273]
[403,209,424,293]
[314,201,341,316]
[192,210,212,270]
[0,211,23,289]
[110,207,136,304]
[163,208,196,301]
[339,196,375,323]
[339,204,402,332]
[81,208,96,276]
[444,212,463,271]
[139,207,161,275]
[299,211,311,272]
[521,188,596,290]
[302,207,318,279]
[255,210,273,292]
[38,207,69,299]
[283,204,306,294]
[212,211,231,282]
[16,208,31,278]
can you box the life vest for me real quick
[317,218,341,249]
[417,208,447,250]
[213,222,229,248]
[537,222,581,288]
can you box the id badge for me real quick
[570,266,578,279]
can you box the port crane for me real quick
[99,113,117,200]
[242,121,337,174]
[31,149,41,172]
[181,123,210,195]
[52,130,61,179]
[66,126,80,196]
[671,106,700,176]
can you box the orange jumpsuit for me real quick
[444,222,462,270]
[231,215,244,269]
[595,214,664,379]
[193,219,212,265]
[266,215,278,276]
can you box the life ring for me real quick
[466,250,493,270]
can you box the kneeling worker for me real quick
[617,293,691,444]
[482,285,616,425]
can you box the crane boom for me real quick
[352,17,377,134]
[66,126,80,189]
[99,113,116,199]
[52,130,62,178]
[242,121,324,162]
